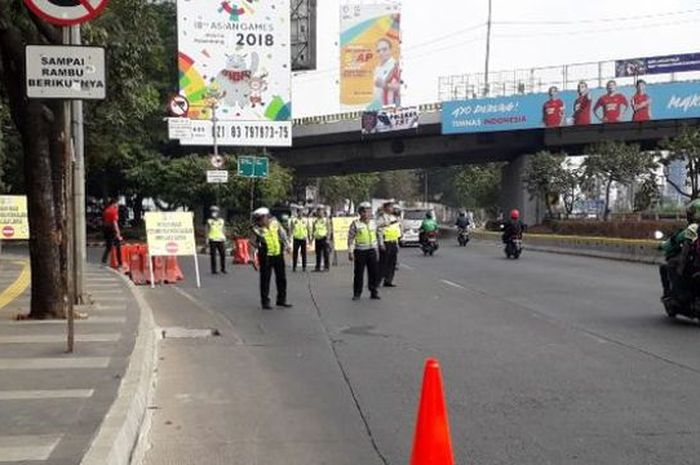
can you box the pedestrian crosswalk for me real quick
[0,263,133,464]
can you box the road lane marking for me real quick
[0,357,110,370]
[440,279,466,290]
[12,316,127,325]
[400,263,415,270]
[0,389,94,400]
[0,434,62,462]
[0,333,120,344]
[0,261,30,310]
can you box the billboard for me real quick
[442,80,700,135]
[616,52,700,78]
[176,0,292,147]
[362,106,418,134]
[340,3,401,111]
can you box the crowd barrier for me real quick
[109,243,185,286]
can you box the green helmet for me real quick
[686,199,700,222]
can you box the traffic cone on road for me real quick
[410,358,455,465]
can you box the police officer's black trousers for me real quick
[379,242,398,285]
[315,237,330,270]
[292,239,307,271]
[353,249,379,297]
[259,254,287,306]
[209,241,226,273]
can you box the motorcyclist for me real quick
[419,211,438,245]
[659,199,700,305]
[502,209,525,244]
[455,210,470,232]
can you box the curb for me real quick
[80,269,158,465]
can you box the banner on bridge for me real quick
[442,80,700,135]
[361,106,418,134]
[176,0,292,147]
[340,3,402,111]
[616,52,700,78]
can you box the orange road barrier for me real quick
[148,256,165,285]
[410,358,455,465]
[233,238,251,264]
[164,256,184,283]
[120,244,131,274]
[129,244,147,285]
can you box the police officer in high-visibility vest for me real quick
[348,202,381,301]
[251,208,292,310]
[206,206,227,275]
[290,207,310,272]
[377,201,402,287]
[313,207,331,272]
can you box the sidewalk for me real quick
[0,255,145,465]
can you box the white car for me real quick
[400,209,435,246]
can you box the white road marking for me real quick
[440,279,466,290]
[0,389,93,400]
[0,434,62,462]
[12,316,127,325]
[0,357,110,370]
[400,263,415,270]
[0,334,120,344]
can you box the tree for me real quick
[523,151,567,218]
[373,170,420,202]
[659,126,700,200]
[453,164,503,217]
[554,161,582,218]
[319,174,379,209]
[582,141,657,221]
[0,2,72,319]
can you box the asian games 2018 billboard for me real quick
[340,3,401,111]
[442,80,700,135]
[177,0,292,147]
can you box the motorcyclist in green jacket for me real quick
[659,199,700,303]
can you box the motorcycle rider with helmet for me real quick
[502,209,525,243]
[419,211,439,245]
[659,199,700,308]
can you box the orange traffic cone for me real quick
[410,358,455,465]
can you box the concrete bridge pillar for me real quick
[499,154,543,225]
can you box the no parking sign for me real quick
[23,0,110,26]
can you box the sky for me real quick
[292,0,700,117]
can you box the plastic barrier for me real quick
[164,256,184,283]
[128,244,147,285]
[233,238,251,264]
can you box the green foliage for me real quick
[453,163,503,216]
[524,151,567,217]
[319,174,380,207]
[660,126,700,200]
[374,170,420,201]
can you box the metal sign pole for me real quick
[71,24,86,305]
[63,26,75,354]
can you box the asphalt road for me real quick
[143,240,700,465]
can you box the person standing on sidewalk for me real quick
[101,198,123,268]
[377,201,402,287]
[312,207,331,272]
[289,207,310,272]
[206,206,227,275]
[251,208,292,310]
[348,202,381,301]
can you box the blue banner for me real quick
[616,53,700,77]
[441,80,700,135]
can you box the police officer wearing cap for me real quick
[377,201,402,287]
[251,207,292,310]
[312,207,331,272]
[347,202,380,301]
[206,206,227,275]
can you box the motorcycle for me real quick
[655,230,700,321]
[422,231,439,256]
[504,238,523,259]
[457,228,470,247]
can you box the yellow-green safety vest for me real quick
[314,218,328,239]
[208,218,226,241]
[263,222,282,256]
[292,218,309,240]
[353,220,377,247]
[384,222,401,242]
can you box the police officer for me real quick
[251,208,292,310]
[312,207,331,272]
[290,207,310,272]
[348,202,381,301]
[206,206,227,275]
[377,201,402,287]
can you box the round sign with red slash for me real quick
[2,226,15,239]
[169,95,190,118]
[210,155,225,169]
[23,0,110,26]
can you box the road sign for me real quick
[0,196,29,240]
[210,155,225,169]
[23,0,110,26]
[237,156,269,179]
[169,95,189,117]
[207,170,229,184]
[167,118,192,139]
[26,45,106,100]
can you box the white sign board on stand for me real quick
[26,45,106,100]
[168,118,193,139]
[207,170,229,184]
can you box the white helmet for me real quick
[252,207,270,218]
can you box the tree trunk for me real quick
[603,178,613,222]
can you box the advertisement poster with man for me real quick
[340,3,402,111]
[176,0,292,146]
[442,80,700,135]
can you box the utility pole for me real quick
[484,0,493,96]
